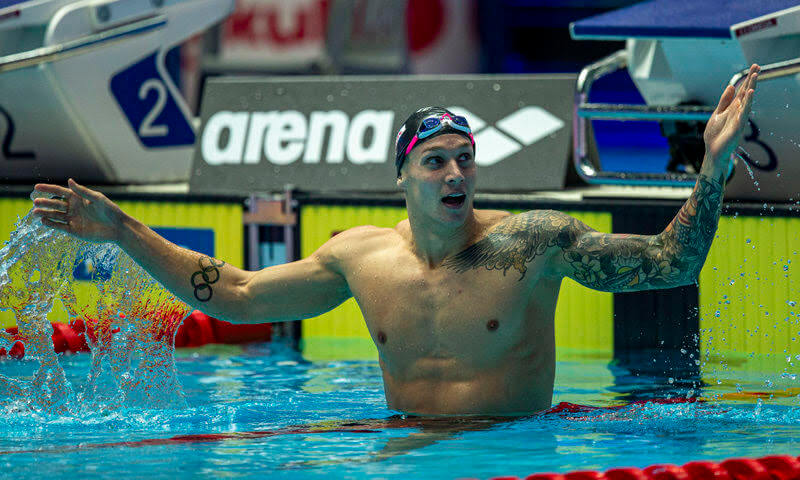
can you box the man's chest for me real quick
[344,252,556,368]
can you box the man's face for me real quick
[397,134,476,225]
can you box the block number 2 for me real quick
[138,79,168,138]
[111,51,195,147]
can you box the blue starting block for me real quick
[571,0,800,201]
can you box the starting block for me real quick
[0,0,233,183]
[571,0,800,201]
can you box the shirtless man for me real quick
[32,65,760,416]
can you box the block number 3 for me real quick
[138,79,169,138]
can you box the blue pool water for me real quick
[0,342,798,479]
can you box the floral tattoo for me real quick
[443,173,725,292]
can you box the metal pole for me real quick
[283,185,295,263]
[247,195,260,271]
[282,184,299,343]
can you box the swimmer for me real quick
[32,65,760,416]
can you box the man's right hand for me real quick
[32,178,125,243]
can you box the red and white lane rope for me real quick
[463,453,800,480]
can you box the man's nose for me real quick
[445,160,464,184]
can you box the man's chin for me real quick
[438,202,471,223]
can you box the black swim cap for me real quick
[394,106,475,178]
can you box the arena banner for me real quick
[189,75,575,194]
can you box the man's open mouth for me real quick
[441,193,466,208]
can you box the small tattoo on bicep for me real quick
[191,257,225,302]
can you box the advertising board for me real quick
[190,75,575,194]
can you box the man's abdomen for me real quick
[381,354,555,416]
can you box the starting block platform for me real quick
[571,0,800,201]
[571,0,800,40]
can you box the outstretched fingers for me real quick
[737,65,759,106]
[715,85,735,114]
[34,183,71,198]
[68,178,97,201]
[39,216,72,233]
[33,207,68,222]
[32,197,67,211]
[738,66,759,121]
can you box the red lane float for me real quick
[0,310,272,358]
[462,454,800,480]
[545,397,700,416]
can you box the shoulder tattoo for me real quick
[442,211,581,280]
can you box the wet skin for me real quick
[30,65,759,416]
[327,210,559,415]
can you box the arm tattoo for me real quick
[190,257,225,302]
[565,173,724,291]
[657,172,725,281]
[443,173,725,291]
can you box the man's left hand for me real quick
[703,63,760,166]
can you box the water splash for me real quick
[0,192,191,414]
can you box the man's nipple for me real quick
[487,319,499,332]
[377,331,387,344]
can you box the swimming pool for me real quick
[0,341,797,479]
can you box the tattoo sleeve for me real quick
[443,173,725,292]
[560,173,724,292]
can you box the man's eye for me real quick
[426,156,442,165]
[459,153,472,162]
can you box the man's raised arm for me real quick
[551,64,760,292]
[32,179,351,324]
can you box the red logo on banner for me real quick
[223,0,329,47]
[407,0,444,53]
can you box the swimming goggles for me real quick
[404,113,474,156]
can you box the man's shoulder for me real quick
[331,224,400,243]
[483,209,581,233]
[316,224,402,261]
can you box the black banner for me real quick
[190,75,575,195]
